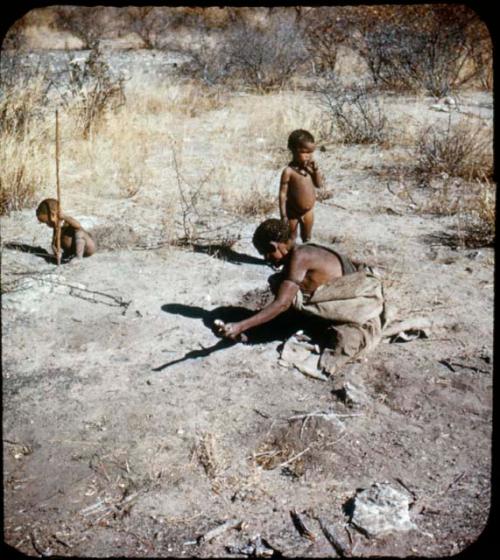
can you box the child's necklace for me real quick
[291,164,308,176]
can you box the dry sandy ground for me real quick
[1,72,494,556]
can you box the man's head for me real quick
[36,198,58,227]
[252,219,291,265]
[287,129,315,167]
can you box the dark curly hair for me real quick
[252,219,290,255]
[36,198,58,219]
[287,129,315,152]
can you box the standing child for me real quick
[279,129,324,243]
[36,198,96,264]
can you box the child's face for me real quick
[293,141,315,167]
[37,213,55,228]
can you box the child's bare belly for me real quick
[287,182,316,217]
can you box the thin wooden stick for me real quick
[55,109,62,265]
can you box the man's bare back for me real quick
[218,220,347,340]
[282,243,343,295]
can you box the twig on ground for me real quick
[345,525,354,546]
[30,530,52,557]
[394,477,417,502]
[197,519,242,544]
[317,517,348,557]
[277,447,312,470]
[444,471,466,493]
[448,362,490,374]
[288,411,363,421]
[290,509,316,541]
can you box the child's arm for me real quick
[59,212,83,231]
[50,227,62,264]
[306,160,324,189]
[279,168,291,222]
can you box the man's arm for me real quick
[220,279,300,339]
[220,251,308,340]
[279,168,290,221]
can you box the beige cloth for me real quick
[291,268,386,380]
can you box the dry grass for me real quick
[2,55,492,255]
[135,82,226,118]
[415,116,493,184]
[223,182,276,218]
[456,179,495,248]
[0,80,53,215]
[193,431,226,480]
[253,416,344,478]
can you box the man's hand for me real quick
[213,319,247,342]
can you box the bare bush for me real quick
[414,178,495,248]
[414,117,493,185]
[354,5,489,96]
[125,7,174,49]
[231,20,308,91]
[51,6,109,49]
[60,45,125,139]
[2,17,29,50]
[301,7,351,75]
[456,179,495,247]
[186,39,232,88]
[190,18,308,92]
[315,79,387,144]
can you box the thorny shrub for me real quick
[416,179,495,248]
[414,116,493,185]
[51,5,110,49]
[354,6,490,96]
[60,44,126,139]
[456,179,495,248]
[315,79,387,144]
[301,7,351,75]
[188,18,308,92]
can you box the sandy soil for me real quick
[1,52,494,557]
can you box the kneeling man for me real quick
[218,219,386,377]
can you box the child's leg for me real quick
[74,230,96,258]
[287,218,299,243]
[83,232,96,257]
[299,209,314,242]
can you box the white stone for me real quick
[351,482,417,537]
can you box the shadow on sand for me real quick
[191,243,265,266]
[152,303,329,371]
[3,242,55,263]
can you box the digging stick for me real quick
[55,109,62,265]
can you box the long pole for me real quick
[55,109,61,265]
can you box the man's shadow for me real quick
[152,303,329,371]
[191,243,264,266]
[3,242,55,263]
